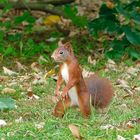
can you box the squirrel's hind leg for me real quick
[78,93,91,118]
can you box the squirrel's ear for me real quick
[64,42,73,54]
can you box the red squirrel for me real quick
[51,41,113,118]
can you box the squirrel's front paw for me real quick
[61,92,68,99]
[55,91,60,97]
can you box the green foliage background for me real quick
[0,0,140,61]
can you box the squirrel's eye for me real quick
[60,51,63,54]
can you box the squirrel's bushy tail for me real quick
[85,75,113,108]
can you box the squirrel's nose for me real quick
[51,53,55,59]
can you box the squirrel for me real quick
[51,40,113,118]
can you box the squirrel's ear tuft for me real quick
[64,42,73,54]
[58,40,73,54]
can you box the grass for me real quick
[0,59,140,140]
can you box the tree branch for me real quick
[37,0,75,5]
[0,1,73,16]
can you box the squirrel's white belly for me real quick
[61,63,79,106]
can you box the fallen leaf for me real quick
[106,1,114,9]
[116,79,129,88]
[45,69,55,78]
[7,81,18,87]
[0,119,7,127]
[123,88,133,95]
[0,97,16,110]
[134,134,140,140]
[31,62,40,72]
[120,103,128,109]
[27,89,40,100]
[35,122,45,129]
[3,67,17,76]
[44,15,61,26]
[38,55,47,63]
[32,72,46,85]
[88,56,96,65]
[15,117,23,123]
[127,67,139,76]
[100,124,114,130]
[0,76,8,82]
[134,87,140,92]
[15,61,26,71]
[59,16,71,27]
[2,88,16,94]
[68,124,82,139]
[117,135,126,140]
[69,28,79,37]
[106,59,117,71]
[126,121,135,129]
[126,118,140,129]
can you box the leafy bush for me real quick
[0,1,140,61]
[89,1,140,60]
[65,1,140,60]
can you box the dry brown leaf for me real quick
[126,121,135,129]
[38,55,47,63]
[2,88,16,94]
[126,118,140,129]
[0,120,7,127]
[123,88,133,95]
[27,89,40,100]
[69,28,79,37]
[125,118,140,129]
[116,79,130,88]
[106,1,114,9]
[60,17,71,27]
[68,124,82,139]
[106,59,117,71]
[120,103,128,109]
[15,61,26,71]
[0,76,8,82]
[35,122,45,129]
[77,6,86,16]
[15,117,23,123]
[88,56,96,65]
[134,87,140,92]
[100,124,114,130]
[3,66,17,76]
[117,135,126,140]
[127,67,139,76]
[32,72,46,85]
[31,62,40,72]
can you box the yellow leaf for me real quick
[44,15,61,26]
[68,124,82,139]
[45,69,55,78]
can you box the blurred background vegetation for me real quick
[0,0,140,65]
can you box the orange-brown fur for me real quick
[51,41,113,118]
